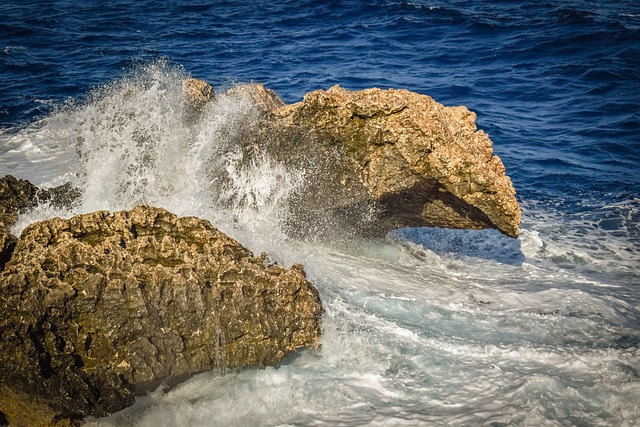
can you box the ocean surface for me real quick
[2,0,640,425]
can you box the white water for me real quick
[2,63,639,426]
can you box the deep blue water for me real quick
[2,1,640,425]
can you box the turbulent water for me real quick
[2,1,640,425]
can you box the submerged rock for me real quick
[0,206,323,426]
[210,81,521,238]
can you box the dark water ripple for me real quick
[1,0,640,213]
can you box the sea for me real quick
[1,1,640,426]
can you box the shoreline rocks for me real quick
[0,206,323,426]
[216,82,521,238]
[0,79,521,425]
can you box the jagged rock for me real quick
[0,176,35,270]
[1,176,40,271]
[0,206,323,426]
[270,85,521,238]
[0,176,82,227]
[182,77,214,108]
[227,83,285,112]
[208,81,521,238]
[0,175,38,228]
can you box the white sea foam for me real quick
[2,61,639,426]
[2,45,27,54]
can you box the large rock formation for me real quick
[0,206,322,426]
[219,83,521,238]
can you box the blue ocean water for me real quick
[1,1,640,425]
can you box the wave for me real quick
[5,62,299,254]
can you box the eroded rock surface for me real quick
[0,206,322,426]
[218,83,521,238]
[0,175,34,270]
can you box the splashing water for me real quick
[2,62,639,426]
[8,61,302,253]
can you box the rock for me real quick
[265,85,521,238]
[0,175,38,228]
[182,77,214,108]
[1,176,39,271]
[0,206,323,426]
[188,79,521,238]
[0,176,82,227]
[227,83,285,112]
[181,78,215,124]
[37,182,83,213]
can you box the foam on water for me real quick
[2,63,640,426]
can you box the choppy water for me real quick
[1,1,640,425]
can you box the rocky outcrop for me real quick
[0,176,37,228]
[220,83,521,238]
[0,206,322,426]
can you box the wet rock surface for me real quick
[224,83,521,238]
[0,206,323,426]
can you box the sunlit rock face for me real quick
[0,206,322,426]
[224,83,521,238]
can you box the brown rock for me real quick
[0,175,38,229]
[1,176,39,271]
[190,80,521,237]
[182,77,214,107]
[263,85,521,238]
[0,206,323,425]
[189,79,521,238]
[227,83,285,112]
